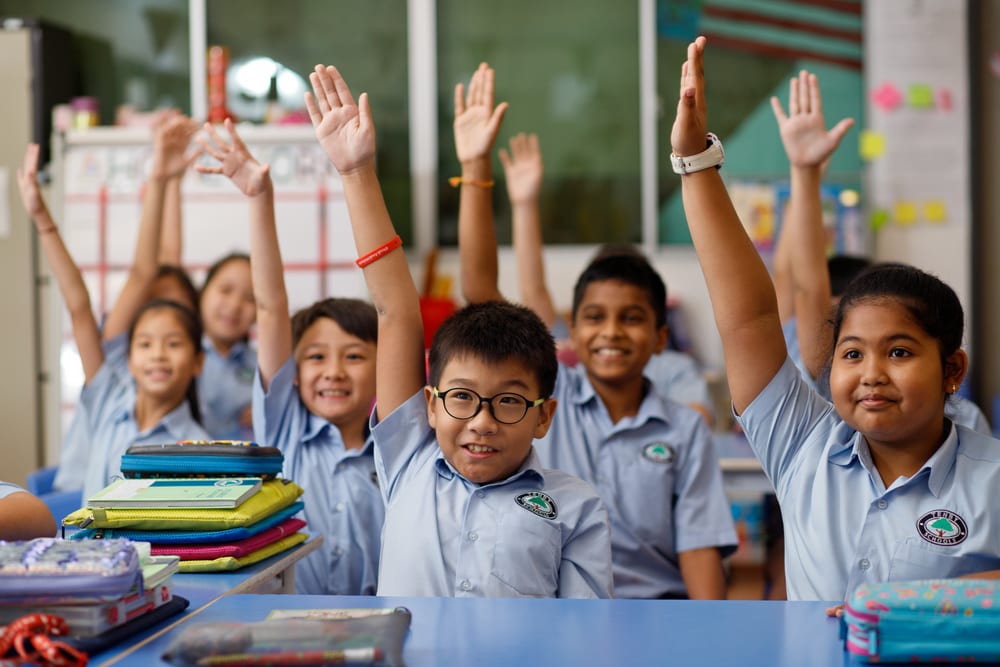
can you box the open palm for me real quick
[771,71,854,169]
[305,65,375,175]
[197,119,271,197]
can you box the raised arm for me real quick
[672,37,785,412]
[196,120,285,388]
[103,115,200,340]
[0,490,56,540]
[770,71,853,379]
[455,62,508,304]
[17,144,103,383]
[306,65,425,420]
[501,132,558,327]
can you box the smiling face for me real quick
[200,258,256,351]
[427,354,556,485]
[570,279,668,388]
[128,307,203,406]
[829,299,966,454]
[294,317,377,430]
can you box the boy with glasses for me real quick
[305,62,613,598]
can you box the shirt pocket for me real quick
[491,511,562,597]
[620,457,676,546]
[889,539,997,580]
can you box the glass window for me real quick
[436,0,641,246]
[205,0,412,240]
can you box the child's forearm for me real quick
[247,180,290,387]
[158,176,183,265]
[457,157,502,304]
[678,547,727,600]
[787,165,832,379]
[512,198,556,328]
[341,163,425,418]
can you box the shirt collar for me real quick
[302,411,374,455]
[116,399,200,438]
[203,336,249,361]
[567,366,668,427]
[433,446,546,486]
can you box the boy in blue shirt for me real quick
[305,61,613,598]
[197,121,383,597]
[454,72,736,599]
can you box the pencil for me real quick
[195,647,383,666]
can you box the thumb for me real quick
[827,117,855,148]
[359,92,374,133]
[487,101,509,138]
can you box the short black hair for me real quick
[155,264,200,314]
[291,297,378,350]
[571,253,668,328]
[827,255,873,297]
[428,301,557,397]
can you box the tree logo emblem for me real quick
[916,509,968,546]
[515,492,558,520]
[642,442,676,464]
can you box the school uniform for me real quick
[252,357,383,596]
[0,482,25,499]
[373,390,614,599]
[54,334,131,492]
[782,317,818,391]
[199,337,256,440]
[80,358,209,500]
[643,348,712,410]
[536,364,737,598]
[737,358,1000,602]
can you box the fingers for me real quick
[454,82,466,116]
[22,143,39,178]
[223,117,249,153]
[498,147,511,171]
[310,64,340,113]
[486,101,508,137]
[827,117,855,147]
[769,96,787,124]
[808,72,822,116]
[789,76,800,116]
[799,70,811,114]
[328,65,356,108]
[358,92,374,136]
[304,91,321,127]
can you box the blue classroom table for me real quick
[99,594,856,667]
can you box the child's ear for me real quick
[943,348,968,395]
[424,385,439,428]
[192,350,205,377]
[655,324,669,354]
[531,397,558,439]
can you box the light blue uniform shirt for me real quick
[643,349,712,410]
[252,357,383,596]
[782,317,819,392]
[54,334,131,492]
[200,337,256,440]
[80,358,209,500]
[537,364,737,598]
[737,358,1000,602]
[0,482,25,499]
[373,391,614,599]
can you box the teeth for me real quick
[319,390,347,397]
[466,444,494,453]
[595,348,625,357]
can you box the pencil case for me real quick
[0,538,142,602]
[153,518,306,561]
[176,531,308,573]
[62,479,303,532]
[162,607,412,667]
[121,441,284,479]
[64,594,190,655]
[69,501,305,545]
[844,578,1000,662]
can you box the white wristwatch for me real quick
[670,132,725,175]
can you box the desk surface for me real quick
[104,594,858,667]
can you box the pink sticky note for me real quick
[937,88,953,111]
[871,82,903,111]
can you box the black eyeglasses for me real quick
[431,386,546,425]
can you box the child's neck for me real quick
[589,375,646,424]
[333,416,368,450]
[133,393,181,432]
[867,419,949,488]
[210,335,234,358]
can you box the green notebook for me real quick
[87,477,262,509]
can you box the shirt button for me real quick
[877,499,888,510]
[460,579,472,591]
[333,546,344,556]
[334,502,346,513]
[859,558,870,571]
[468,531,478,542]
[476,491,485,499]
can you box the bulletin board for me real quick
[862,0,971,328]
[52,124,363,437]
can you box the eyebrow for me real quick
[445,377,532,392]
[836,333,922,347]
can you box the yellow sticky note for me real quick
[908,84,934,109]
[859,130,886,161]
[894,201,917,225]
[924,199,947,223]
[870,208,889,231]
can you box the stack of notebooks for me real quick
[0,537,188,656]
[63,441,307,573]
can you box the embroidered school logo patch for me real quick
[642,442,676,464]
[515,492,558,520]
[916,509,969,546]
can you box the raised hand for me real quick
[454,62,508,165]
[671,36,709,159]
[196,119,272,197]
[770,70,854,169]
[150,114,201,180]
[15,143,50,223]
[304,64,375,176]
[499,133,543,205]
